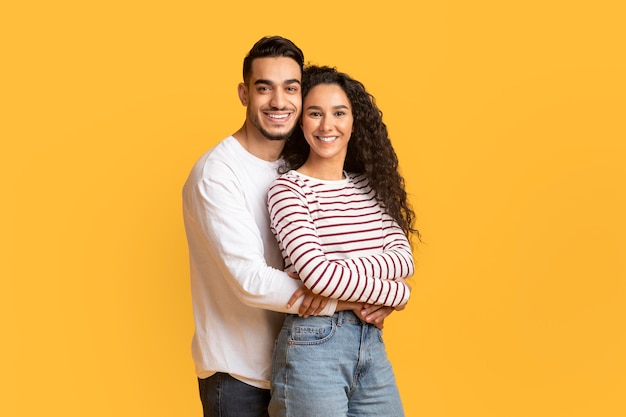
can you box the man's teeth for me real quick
[268,114,288,119]
[317,136,338,143]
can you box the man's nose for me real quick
[270,90,286,109]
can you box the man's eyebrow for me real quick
[254,78,301,86]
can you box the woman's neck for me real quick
[297,160,345,181]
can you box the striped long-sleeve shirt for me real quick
[268,170,413,307]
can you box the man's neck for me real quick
[232,124,285,162]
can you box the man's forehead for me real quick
[250,57,301,83]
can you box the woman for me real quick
[267,65,419,417]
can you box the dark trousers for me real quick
[198,373,270,417]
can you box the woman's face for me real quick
[301,83,354,166]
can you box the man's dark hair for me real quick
[242,36,304,84]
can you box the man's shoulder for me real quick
[195,135,237,162]
[190,136,242,170]
[183,136,238,187]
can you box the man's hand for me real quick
[287,283,331,317]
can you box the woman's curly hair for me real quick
[280,65,419,240]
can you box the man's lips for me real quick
[263,110,294,124]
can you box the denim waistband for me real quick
[335,310,363,326]
[286,310,366,327]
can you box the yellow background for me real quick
[2,1,625,416]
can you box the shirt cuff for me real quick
[317,298,338,316]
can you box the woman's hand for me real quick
[357,304,395,329]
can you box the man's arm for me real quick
[183,159,337,315]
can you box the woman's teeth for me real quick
[317,136,337,143]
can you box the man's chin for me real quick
[260,127,296,141]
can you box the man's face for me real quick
[240,57,302,140]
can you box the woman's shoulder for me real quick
[345,171,370,186]
[271,170,306,191]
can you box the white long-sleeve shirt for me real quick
[268,170,413,307]
[182,136,337,389]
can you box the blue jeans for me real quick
[269,311,404,417]
[198,372,270,417]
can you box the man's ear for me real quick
[238,82,248,106]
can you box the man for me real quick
[183,36,321,417]
[183,36,405,417]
